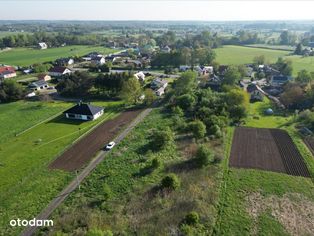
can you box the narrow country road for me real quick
[20,107,153,236]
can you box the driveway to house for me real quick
[20,107,153,236]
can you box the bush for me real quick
[102,183,112,201]
[184,211,200,226]
[151,158,162,169]
[150,127,174,151]
[196,145,213,167]
[172,106,184,117]
[86,228,113,236]
[189,120,206,139]
[161,174,180,190]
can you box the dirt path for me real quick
[21,107,153,236]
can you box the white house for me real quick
[55,58,74,66]
[151,78,168,90]
[63,103,104,121]
[38,74,52,81]
[91,56,106,65]
[28,80,49,91]
[156,87,165,96]
[134,71,145,81]
[38,42,48,50]
[49,66,72,77]
[196,66,213,75]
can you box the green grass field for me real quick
[214,98,314,236]
[214,45,314,76]
[0,45,117,66]
[0,100,123,236]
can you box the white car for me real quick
[105,141,115,150]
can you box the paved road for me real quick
[20,107,153,236]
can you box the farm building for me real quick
[49,66,72,77]
[28,80,49,91]
[270,75,291,87]
[134,71,145,81]
[63,103,104,121]
[38,42,48,50]
[38,74,52,81]
[0,66,17,81]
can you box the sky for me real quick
[1,1,314,21]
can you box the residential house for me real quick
[270,75,291,87]
[63,102,104,121]
[196,66,213,76]
[38,42,48,50]
[207,74,222,91]
[49,66,72,77]
[217,65,229,76]
[0,66,17,81]
[179,65,191,72]
[156,87,165,96]
[91,56,106,66]
[134,71,145,81]
[38,74,52,81]
[161,45,171,53]
[82,52,103,61]
[55,58,74,67]
[151,78,168,90]
[28,80,49,91]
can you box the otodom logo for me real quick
[10,218,53,227]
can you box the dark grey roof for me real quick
[63,103,103,116]
[29,80,48,88]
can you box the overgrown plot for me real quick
[229,127,310,177]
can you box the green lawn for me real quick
[0,100,123,236]
[214,98,314,236]
[0,45,117,66]
[214,45,314,76]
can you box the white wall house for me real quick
[38,42,48,50]
[49,66,72,77]
[134,71,145,81]
[63,103,104,121]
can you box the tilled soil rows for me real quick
[49,109,143,171]
[229,127,310,177]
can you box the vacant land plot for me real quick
[0,45,117,66]
[49,109,143,171]
[229,127,310,177]
[215,45,314,76]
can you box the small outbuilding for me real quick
[63,102,104,121]
[265,108,274,115]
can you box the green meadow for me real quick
[215,45,314,76]
[0,100,123,236]
[0,45,117,66]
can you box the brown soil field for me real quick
[49,109,143,171]
[229,127,310,177]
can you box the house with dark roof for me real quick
[55,58,74,67]
[49,66,72,77]
[63,103,104,121]
[270,75,291,87]
[28,80,49,91]
[91,56,106,65]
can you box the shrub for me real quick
[102,183,112,201]
[184,211,200,225]
[150,127,174,151]
[161,174,180,190]
[172,106,184,117]
[196,145,213,167]
[151,158,162,169]
[189,120,206,139]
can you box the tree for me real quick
[222,66,241,85]
[120,77,142,104]
[0,80,25,102]
[176,94,196,111]
[295,70,313,84]
[226,88,249,121]
[275,57,293,76]
[196,145,213,167]
[143,88,156,106]
[294,43,303,55]
[280,83,305,108]
[56,71,94,97]
[33,63,52,73]
[174,71,197,95]
[189,120,206,139]
[150,127,174,151]
[161,174,180,190]
[253,55,266,65]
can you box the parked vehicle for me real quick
[105,141,115,150]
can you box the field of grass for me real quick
[47,108,223,235]
[215,45,314,76]
[0,100,123,236]
[0,45,117,66]
[214,98,314,236]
